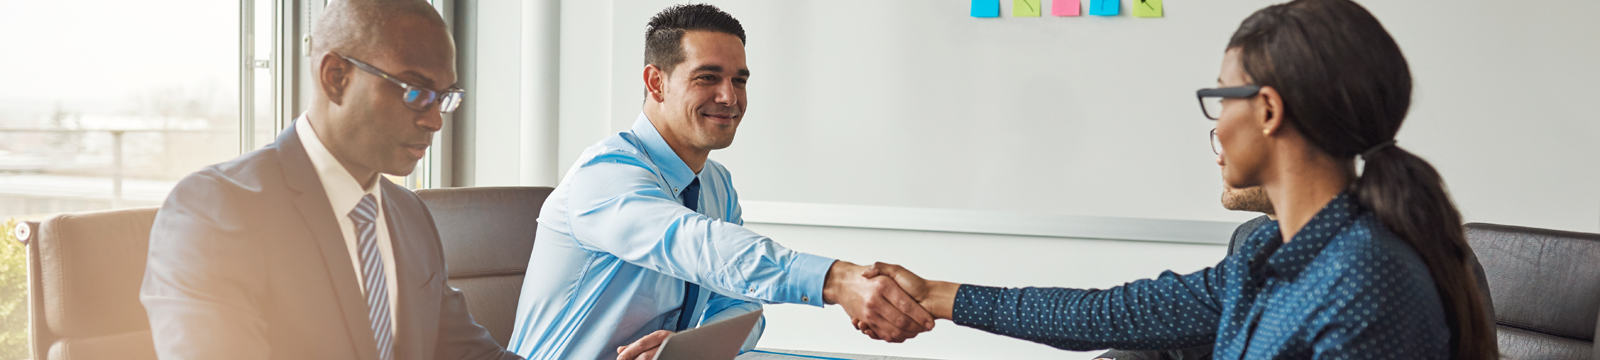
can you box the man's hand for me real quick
[823,261,936,343]
[854,263,961,340]
[615,330,672,360]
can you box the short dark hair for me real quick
[644,4,746,75]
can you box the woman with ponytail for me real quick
[853,0,1497,358]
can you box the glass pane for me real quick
[0,0,241,220]
[1201,96,1225,120]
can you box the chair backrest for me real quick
[28,207,160,360]
[1466,222,1600,360]
[416,186,553,347]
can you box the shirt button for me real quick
[801,295,810,303]
[748,286,756,293]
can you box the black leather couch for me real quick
[1467,222,1600,359]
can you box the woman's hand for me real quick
[852,262,961,340]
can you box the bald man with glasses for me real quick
[139,1,518,359]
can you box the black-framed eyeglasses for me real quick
[1210,128,1221,155]
[338,54,465,113]
[1196,85,1261,120]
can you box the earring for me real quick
[1262,128,1271,136]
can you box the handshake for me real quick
[616,261,957,360]
[824,261,961,343]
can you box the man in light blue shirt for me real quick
[508,5,933,360]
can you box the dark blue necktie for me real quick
[676,178,701,331]
[349,194,393,360]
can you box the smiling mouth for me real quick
[701,112,739,123]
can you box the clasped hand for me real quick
[832,261,959,343]
[615,261,954,360]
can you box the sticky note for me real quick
[1131,0,1162,17]
[971,0,1000,17]
[1089,0,1119,16]
[1052,0,1081,16]
[1013,0,1042,17]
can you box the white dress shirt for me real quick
[295,114,399,329]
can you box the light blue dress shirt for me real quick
[508,113,836,360]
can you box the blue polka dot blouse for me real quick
[952,192,1450,358]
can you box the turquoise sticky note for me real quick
[1131,0,1162,17]
[971,0,1000,17]
[1052,0,1080,16]
[1089,0,1119,16]
[1013,0,1042,17]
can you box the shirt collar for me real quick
[1261,192,1360,279]
[630,113,698,197]
[295,114,383,217]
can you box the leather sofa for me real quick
[18,192,1599,359]
[25,207,160,360]
[1467,222,1600,359]
[415,186,553,345]
[21,186,554,360]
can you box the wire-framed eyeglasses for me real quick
[338,54,465,113]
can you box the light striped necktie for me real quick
[349,194,393,360]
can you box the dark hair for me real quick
[644,4,746,75]
[1228,0,1496,358]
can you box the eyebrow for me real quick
[690,65,751,77]
[400,70,438,89]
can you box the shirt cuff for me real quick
[777,253,833,307]
[952,284,1002,329]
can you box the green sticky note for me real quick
[1131,0,1162,17]
[1014,0,1042,17]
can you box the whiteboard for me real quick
[592,0,1600,233]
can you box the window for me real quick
[0,0,243,218]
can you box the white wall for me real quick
[452,0,561,188]
[562,0,1600,232]
[536,0,1600,358]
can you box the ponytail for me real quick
[1229,0,1497,357]
[1355,145,1497,359]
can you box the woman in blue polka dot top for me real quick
[859,0,1497,358]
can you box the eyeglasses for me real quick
[1196,85,1261,120]
[338,54,465,113]
[1210,128,1221,155]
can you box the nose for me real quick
[714,80,738,108]
[417,109,443,133]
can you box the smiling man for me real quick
[508,5,933,360]
[140,1,519,359]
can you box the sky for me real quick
[0,0,241,120]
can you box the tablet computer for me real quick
[652,308,763,360]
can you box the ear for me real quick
[319,53,352,106]
[1257,86,1285,137]
[643,64,667,103]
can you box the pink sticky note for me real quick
[1052,0,1081,16]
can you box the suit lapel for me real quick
[276,122,381,360]
[382,179,443,360]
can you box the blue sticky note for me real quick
[1089,0,1119,16]
[971,0,1000,17]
